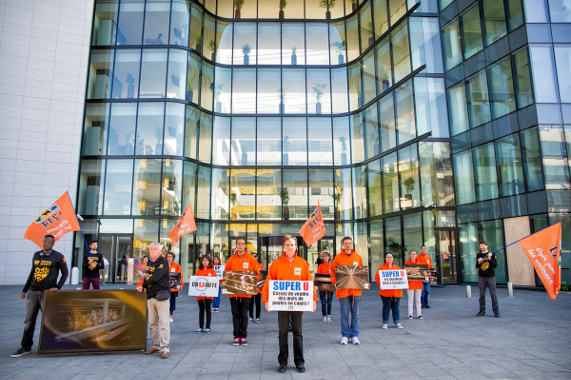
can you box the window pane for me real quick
[112,49,139,99]
[133,219,159,257]
[83,103,110,155]
[473,143,499,201]
[184,106,199,159]
[212,116,230,165]
[334,168,353,220]
[461,5,484,60]
[351,112,365,163]
[382,152,399,213]
[234,23,257,65]
[460,222,478,282]
[143,0,169,45]
[566,125,571,181]
[257,68,281,114]
[108,103,136,155]
[331,67,349,113]
[539,125,570,189]
[453,151,476,205]
[370,220,384,276]
[167,50,187,100]
[346,15,360,62]
[360,4,374,50]
[488,57,516,119]
[414,77,449,138]
[232,117,256,166]
[385,217,403,262]
[365,103,380,159]
[307,23,330,65]
[403,213,423,264]
[136,103,164,155]
[308,118,333,165]
[214,66,231,113]
[283,24,306,65]
[529,45,559,103]
[196,165,211,218]
[104,159,133,215]
[164,103,184,156]
[389,0,407,24]
[283,169,308,220]
[376,37,392,93]
[92,0,119,46]
[230,169,256,220]
[87,50,114,100]
[117,0,144,45]
[409,17,443,74]
[448,83,469,136]
[363,51,377,103]
[203,14,216,58]
[391,23,411,83]
[187,53,200,104]
[189,4,203,51]
[139,49,167,98]
[283,69,306,114]
[467,71,491,128]
[232,68,256,113]
[508,0,524,30]
[329,22,346,65]
[257,169,281,220]
[395,80,416,144]
[554,45,571,103]
[549,0,571,21]
[399,145,421,209]
[483,0,507,46]
[309,169,334,219]
[258,23,281,65]
[182,160,197,212]
[380,95,396,151]
[283,118,307,165]
[212,168,229,220]
[442,20,462,70]
[524,0,549,23]
[333,116,351,165]
[368,160,382,216]
[348,62,362,111]
[513,48,533,108]
[199,112,212,163]
[257,117,282,166]
[162,159,183,216]
[170,0,190,46]
[132,158,161,215]
[216,21,232,64]
[308,69,332,115]
[353,166,367,218]
[78,160,105,215]
[496,134,526,196]
[201,61,214,111]
[419,142,455,207]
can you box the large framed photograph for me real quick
[38,290,147,355]
[222,271,257,295]
[314,273,336,292]
[403,263,436,281]
[334,266,370,290]
[169,272,181,289]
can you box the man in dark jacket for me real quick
[11,235,69,357]
[137,242,170,359]
[475,241,500,318]
[82,240,104,289]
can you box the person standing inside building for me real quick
[138,242,170,359]
[82,240,103,289]
[11,235,69,357]
[212,255,222,312]
[476,241,500,318]
[100,254,109,286]
[330,236,363,345]
[317,252,334,322]
[195,255,217,333]
[224,237,259,346]
[249,252,264,323]
[262,234,318,373]
[375,252,404,329]
[405,250,423,320]
[166,252,183,323]
[316,250,324,266]
[418,245,433,308]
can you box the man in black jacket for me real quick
[82,240,104,289]
[475,241,500,318]
[11,235,69,357]
[137,242,170,359]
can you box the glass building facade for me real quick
[76,0,570,286]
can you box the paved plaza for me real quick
[0,284,570,380]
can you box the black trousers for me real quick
[278,311,304,367]
[230,297,249,338]
[249,293,262,319]
[21,291,44,350]
[198,299,212,329]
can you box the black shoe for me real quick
[278,364,287,373]
[425,305,431,308]
[421,305,426,308]
[476,311,485,317]
[495,314,501,318]
[297,365,306,373]
[10,348,31,358]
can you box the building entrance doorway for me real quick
[99,234,132,283]
[257,236,304,269]
[436,229,459,285]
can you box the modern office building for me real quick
[1,0,569,287]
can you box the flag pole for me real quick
[491,222,562,255]
[70,190,92,258]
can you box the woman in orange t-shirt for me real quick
[166,252,184,323]
[316,252,334,321]
[405,250,423,320]
[375,252,404,330]
[195,255,217,333]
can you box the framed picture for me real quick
[334,265,370,290]
[169,272,181,289]
[38,290,147,355]
[403,264,437,282]
[314,273,336,292]
[222,271,257,295]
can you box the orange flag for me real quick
[519,222,562,300]
[299,201,327,247]
[168,203,197,245]
[24,192,81,247]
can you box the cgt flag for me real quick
[168,203,197,245]
[299,201,326,247]
[519,222,562,300]
[24,192,81,248]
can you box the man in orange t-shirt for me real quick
[330,236,363,345]
[418,245,433,308]
[224,237,259,346]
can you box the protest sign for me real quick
[214,264,225,279]
[403,263,436,281]
[222,271,257,295]
[267,280,314,311]
[379,269,408,290]
[188,276,219,297]
[314,273,335,292]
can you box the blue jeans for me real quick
[422,282,430,306]
[381,296,401,324]
[319,291,333,316]
[212,285,221,308]
[339,296,360,338]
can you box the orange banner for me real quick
[168,203,197,245]
[519,222,562,300]
[299,201,326,247]
[24,192,81,248]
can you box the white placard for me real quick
[379,269,408,290]
[214,265,225,279]
[267,280,313,311]
[188,275,219,297]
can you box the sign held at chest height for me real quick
[267,280,314,311]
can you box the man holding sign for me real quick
[262,235,317,374]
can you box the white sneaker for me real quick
[196,328,203,334]
[395,323,403,329]
[248,317,253,323]
[382,324,388,329]
[169,318,173,323]
[351,337,360,345]
[322,316,328,322]
[327,316,331,322]
[340,337,349,345]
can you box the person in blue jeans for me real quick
[212,256,222,312]
[418,245,433,308]
[317,252,334,321]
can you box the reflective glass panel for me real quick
[283,69,306,114]
[164,103,184,156]
[170,0,190,46]
[467,71,491,128]
[382,152,399,213]
[307,23,330,65]
[117,0,144,45]
[283,169,308,220]
[508,0,524,30]
[462,5,484,60]
[167,49,187,100]
[139,49,167,98]
[520,127,544,192]
[399,145,420,209]
[473,143,499,201]
[409,17,443,73]
[368,159,382,217]
[442,20,462,70]
[184,106,199,159]
[104,159,133,215]
[554,45,571,103]
[87,50,114,100]
[488,57,516,119]
[373,0,389,37]
[112,49,140,99]
[196,165,211,218]
[231,117,256,166]
[333,116,351,165]
[258,23,281,65]
[389,0,407,24]
[331,67,349,113]
[512,48,533,108]
[496,134,525,196]
[448,82,469,136]
[351,111,365,163]
[189,4,203,51]
[283,24,306,66]
[83,103,110,156]
[162,159,183,216]
[348,62,362,111]
[365,103,380,159]
[360,4,374,50]
[143,0,170,45]
[92,0,119,46]
[257,117,282,166]
[309,169,334,219]
[453,151,476,205]
[530,44,559,103]
[234,23,257,65]
[108,103,136,155]
[308,69,332,115]
[216,21,233,64]
[414,77,448,138]
[353,165,367,219]
[214,66,231,113]
[182,160,197,212]
[211,169,230,221]
[78,159,105,215]
[334,168,353,220]
[539,125,569,189]
[483,0,507,46]
[283,118,307,166]
[230,169,256,220]
[376,37,392,93]
[363,50,377,104]
[380,94,396,152]
[212,116,230,165]
[132,158,161,215]
[136,103,164,155]
[329,22,346,65]
[308,118,333,165]
[395,80,416,144]
[346,15,360,62]
[201,61,214,111]
[199,112,212,163]
[232,68,256,114]
[257,169,281,220]
[187,53,201,104]
[391,23,411,83]
[257,68,281,114]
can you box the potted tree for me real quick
[351,0,358,12]
[186,79,193,102]
[403,177,415,209]
[211,83,223,112]
[338,135,348,165]
[291,46,297,65]
[281,188,290,220]
[208,39,218,61]
[319,0,336,20]
[331,40,346,64]
[283,135,290,164]
[366,21,374,46]
[230,192,237,220]
[380,66,390,92]
[279,0,287,19]
[312,83,326,114]
[277,86,285,113]
[242,43,251,65]
[234,0,244,19]
[387,240,407,265]
[195,33,201,52]
[126,74,135,98]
